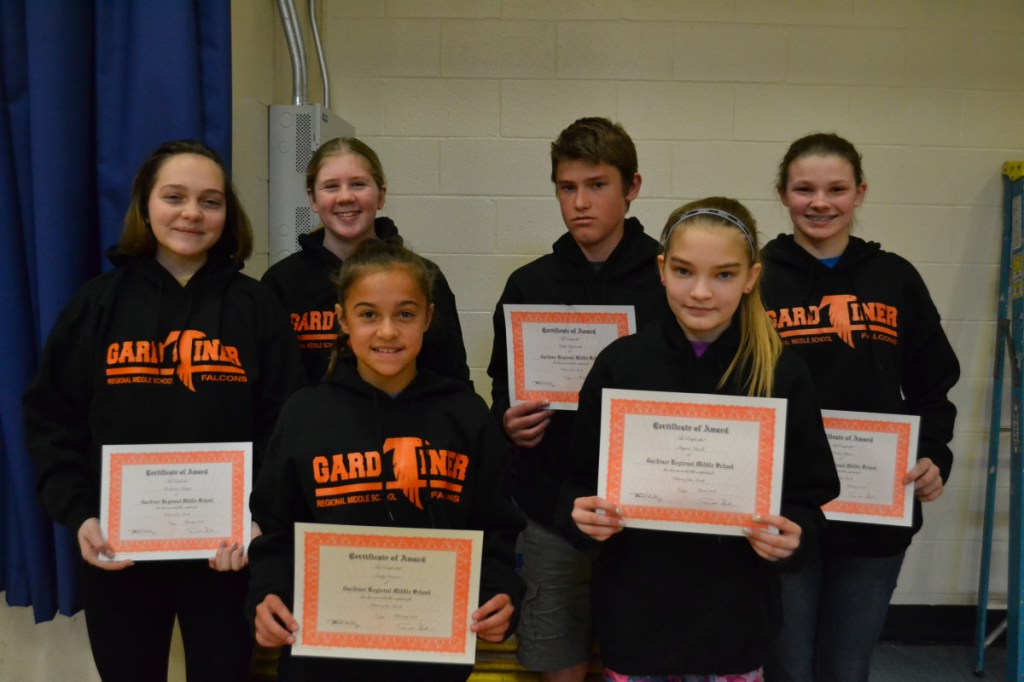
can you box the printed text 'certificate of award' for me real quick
[292,523,483,664]
[100,442,252,561]
[821,410,918,527]
[504,304,636,410]
[599,389,786,536]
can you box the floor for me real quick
[470,640,1011,681]
[257,637,1013,680]
[871,642,1006,681]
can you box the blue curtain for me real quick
[0,0,232,622]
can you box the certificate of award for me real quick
[598,389,786,536]
[99,442,252,561]
[821,410,918,527]
[504,304,636,410]
[292,523,483,664]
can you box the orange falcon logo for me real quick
[105,328,246,391]
[387,436,427,509]
[311,437,470,509]
[819,294,858,348]
[767,295,899,349]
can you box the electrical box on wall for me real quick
[268,103,354,264]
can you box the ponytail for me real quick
[660,197,782,397]
[325,238,435,379]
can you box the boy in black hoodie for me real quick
[486,117,669,681]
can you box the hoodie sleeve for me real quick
[246,403,311,624]
[23,289,103,534]
[774,352,841,570]
[554,351,609,551]
[252,287,307,475]
[486,279,518,425]
[899,265,960,482]
[419,263,472,388]
[467,397,526,636]
[258,261,288,304]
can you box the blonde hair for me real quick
[306,137,386,194]
[660,197,782,397]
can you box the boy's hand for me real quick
[503,401,553,448]
[572,496,624,541]
[208,541,247,571]
[471,593,515,642]
[255,594,298,648]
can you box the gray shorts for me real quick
[514,517,596,672]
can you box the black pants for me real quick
[81,560,252,682]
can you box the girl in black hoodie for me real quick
[23,140,306,681]
[561,198,839,680]
[247,239,524,682]
[260,137,470,385]
[761,133,960,682]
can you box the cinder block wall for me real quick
[236,1,1024,608]
[7,3,1020,680]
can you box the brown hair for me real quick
[550,117,638,192]
[119,140,252,265]
[325,238,435,377]
[776,132,864,193]
[660,197,781,397]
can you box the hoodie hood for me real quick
[762,233,881,274]
[760,233,883,311]
[552,217,658,278]
[96,250,243,362]
[297,216,402,268]
[327,356,466,405]
[547,216,662,306]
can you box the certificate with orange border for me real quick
[99,442,252,561]
[504,304,636,410]
[292,523,483,664]
[821,410,918,527]
[598,389,786,536]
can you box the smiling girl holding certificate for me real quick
[23,140,305,681]
[247,239,524,682]
[760,134,961,682]
[561,198,840,681]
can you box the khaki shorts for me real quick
[514,517,596,672]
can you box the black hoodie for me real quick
[23,253,306,535]
[246,361,525,681]
[261,218,471,386]
[556,316,840,675]
[486,217,671,526]
[760,234,960,556]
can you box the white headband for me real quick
[663,208,755,257]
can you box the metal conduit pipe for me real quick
[308,0,330,111]
[275,0,309,105]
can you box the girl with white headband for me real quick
[559,197,840,681]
